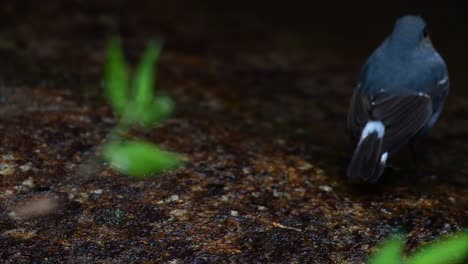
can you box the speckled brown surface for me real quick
[0,2,467,263]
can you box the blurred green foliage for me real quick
[369,234,404,264]
[369,231,468,264]
[104,38,129,116]
[104,37,174,128]
[103,140,182,178]
[102,37,182,178]
[407,231,468,264]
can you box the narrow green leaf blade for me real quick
[105,37,129,116]
[133,40,162,116]
[407,231,468,264]
[103,140,182,178]
[368,235,404,264]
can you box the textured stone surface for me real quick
[0,2,466,263]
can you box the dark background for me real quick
[1,2,467,93]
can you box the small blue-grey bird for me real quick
[346,15,449,183]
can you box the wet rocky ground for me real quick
[0,2,467,263]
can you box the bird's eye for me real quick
[423,28,429,38]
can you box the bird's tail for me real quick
[347,121,388,183]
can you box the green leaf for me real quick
[368,235,404,264]
[103,140,182,178]
[133,40,162,118]
[105,37,129,116]
[407,231,468,264]
[139,95,175,127]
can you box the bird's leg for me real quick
[384,145,417,175]
[385,159,401,172]
[408,141,432,181]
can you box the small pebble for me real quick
[166,194,180,203]
[273,190,282,197]
[316,168,325,175]
[298,162,313,171]
[91,189,103,195]
[230,210,239,217]
[19,162,32,172]
[170,209,186,218]
[319,185,332,192]
[252,192,261,198]
[22,177,34,188]
[0,164,15,176]
[2,154,15,161]
[380,208,391,215]
[242,167,252,174]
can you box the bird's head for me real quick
[389,15,433,50]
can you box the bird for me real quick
[346,15,449,183]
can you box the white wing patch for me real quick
[359,121,385,143]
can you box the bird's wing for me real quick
[347,89,371,142]
[348,90,433,153]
